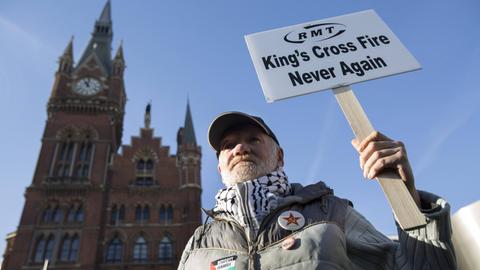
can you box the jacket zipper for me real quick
[214,196,310,269]
[248,243,257,270]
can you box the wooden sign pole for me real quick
[332,85,426,230]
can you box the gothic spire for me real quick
[182,99,197,145]
[58,36,74,73]
[114,41,124,61]
[98,0,111,23]
[112,41,125,76]
[63,36,74,60]
[76,1,113,74]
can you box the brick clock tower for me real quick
[2,2,202,269]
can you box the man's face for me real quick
[217,124,283,187]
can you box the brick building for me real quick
[1,2,202,269]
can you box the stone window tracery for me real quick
[105,236,123,263]
[66,203,83,223]
[133,148,158,186]
[110,204,125,225]
[56,134,75,177]
[135,205,150,224]
[33,234,55,263]
[132,236,148,263]
[58,234,79,262]
[41,203,62,224]
[159,204,173,224]
[158,236,173,263]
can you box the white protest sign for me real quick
[244,10,427,230]
[245,10,421,102]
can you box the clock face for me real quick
[73,77,102,96]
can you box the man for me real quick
[178,111,456,270]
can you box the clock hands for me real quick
[74,77,101,96]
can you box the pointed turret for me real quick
[112,41,125,76]
[182,100,197,145]
[176,99,201,188]
[58,37,74,73]
[63,37,74,59]
[76,0,113,74]
[114,42,124,61]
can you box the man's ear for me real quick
[217,164,222,174]
[277,147,284,167]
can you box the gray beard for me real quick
[221,156,278,187]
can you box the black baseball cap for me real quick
[208,111,280,152]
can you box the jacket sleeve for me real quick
[344,190,456,270]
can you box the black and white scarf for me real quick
[213,169,291,236]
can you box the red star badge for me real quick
[282,212,301,225]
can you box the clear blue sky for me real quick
[1,0,479,256]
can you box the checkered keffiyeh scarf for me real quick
[213,169,291,234]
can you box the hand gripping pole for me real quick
[332,85,426,230]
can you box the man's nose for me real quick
[232,142,250,156]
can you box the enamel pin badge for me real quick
[278,210,305,231]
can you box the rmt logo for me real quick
[284,23,346,44]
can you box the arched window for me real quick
[75,206,84,222]
[146,160,153,174]
[59,235,70,261]
[34,235,55,262]
[44,235,55,262]
[58,234,79,262]
[110,205,118,225]
[135,206,142,223]
[67,206,75,223]
[69,235,79,261]
[133,236,148,263]
[52,129,96,180]
[33,236,46,263]
[42,207,52,223]
[159,206,166,223]
[166,205,173,224]
[135,158,154,186]
[119,205,125,221]
[74,139,93,178]
[52,207,62,223]
[143,205,150,221]
[78,141,93,161]
[56,136,75,177]
[136,205,149,224]
[106,236,123,263]
[110,205,125,225]
[159,205,166,223]
[158,236,173,263]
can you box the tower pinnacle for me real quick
[182,99,197,145]
[58,37,74,73]
[98,0,111,23]
[76,1,113,74]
